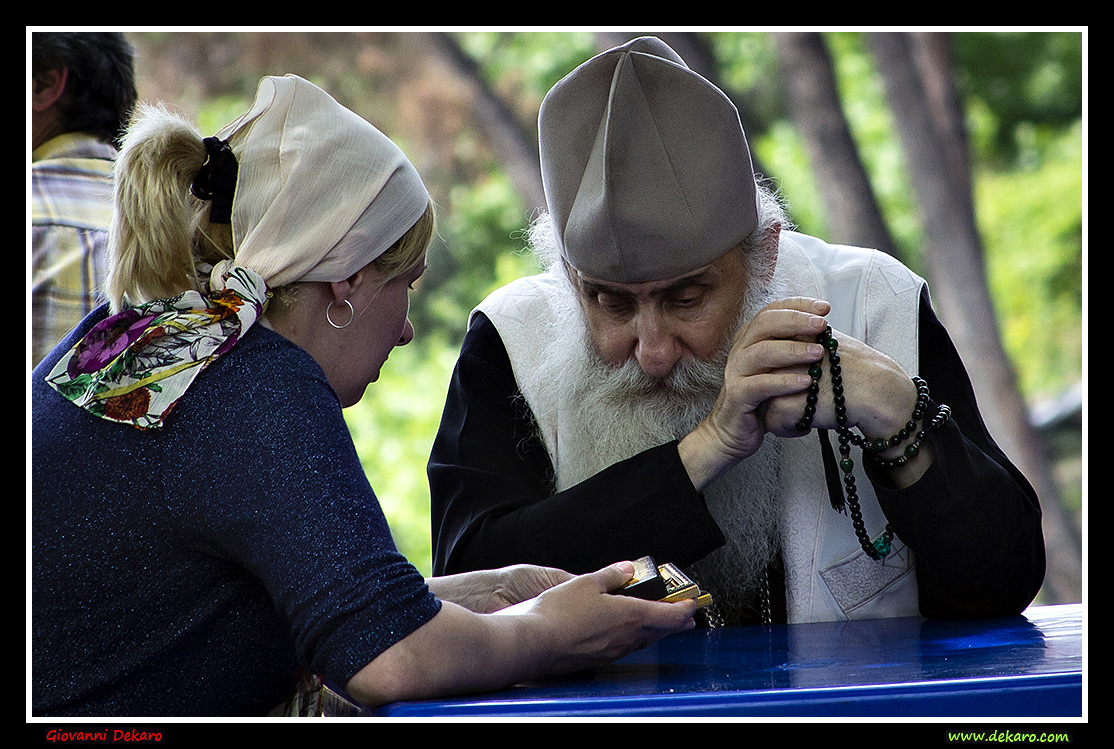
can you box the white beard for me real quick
[534,256,788,620]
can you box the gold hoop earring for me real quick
[326,299,355,329]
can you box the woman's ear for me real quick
[337,261,385,305]
[328,277,355,307]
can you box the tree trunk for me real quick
[867,31,1080,603]
[772,32,898,257]
[423,32,547,216]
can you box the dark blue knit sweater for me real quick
[32,306,441,716]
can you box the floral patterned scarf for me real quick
[44,262,269,429]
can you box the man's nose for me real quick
[633,312,681,379]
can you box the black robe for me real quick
[428,288,1046,623]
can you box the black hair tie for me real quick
[191,136,237,224]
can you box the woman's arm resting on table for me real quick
[346,562,696,707]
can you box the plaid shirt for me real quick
[32,132,117,367]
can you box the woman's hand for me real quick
[495,561,698,673]
[427,565,574,614]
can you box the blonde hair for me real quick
[106,103,434,314]
[375,200,434,283]
[106,103,216,311]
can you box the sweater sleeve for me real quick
[868,289,1046,618]
[171,331,442,685]
[429,312,726,576]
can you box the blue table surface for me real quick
[360,603,1083,718]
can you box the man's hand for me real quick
[678,297,830,491]
[762,326,934,488]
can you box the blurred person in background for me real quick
[31,31,137,366]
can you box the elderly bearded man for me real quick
[428,37,1045,626]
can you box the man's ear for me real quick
[32,67,68,112]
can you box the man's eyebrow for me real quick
[578,269,717,298]
[578,279,629,297]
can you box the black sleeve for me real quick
[428,312,726,576]
[868,288,1046,619]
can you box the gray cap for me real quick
[539,36,759,282]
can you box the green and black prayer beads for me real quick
[797,326,951,560]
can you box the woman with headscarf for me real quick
[31,75,695,717]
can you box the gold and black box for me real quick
[617,556,712,609]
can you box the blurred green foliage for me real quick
[345,341,460,569]
[978,120,1084,398]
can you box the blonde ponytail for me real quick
[106,103,221,311]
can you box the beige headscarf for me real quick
[218,74,430,287]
